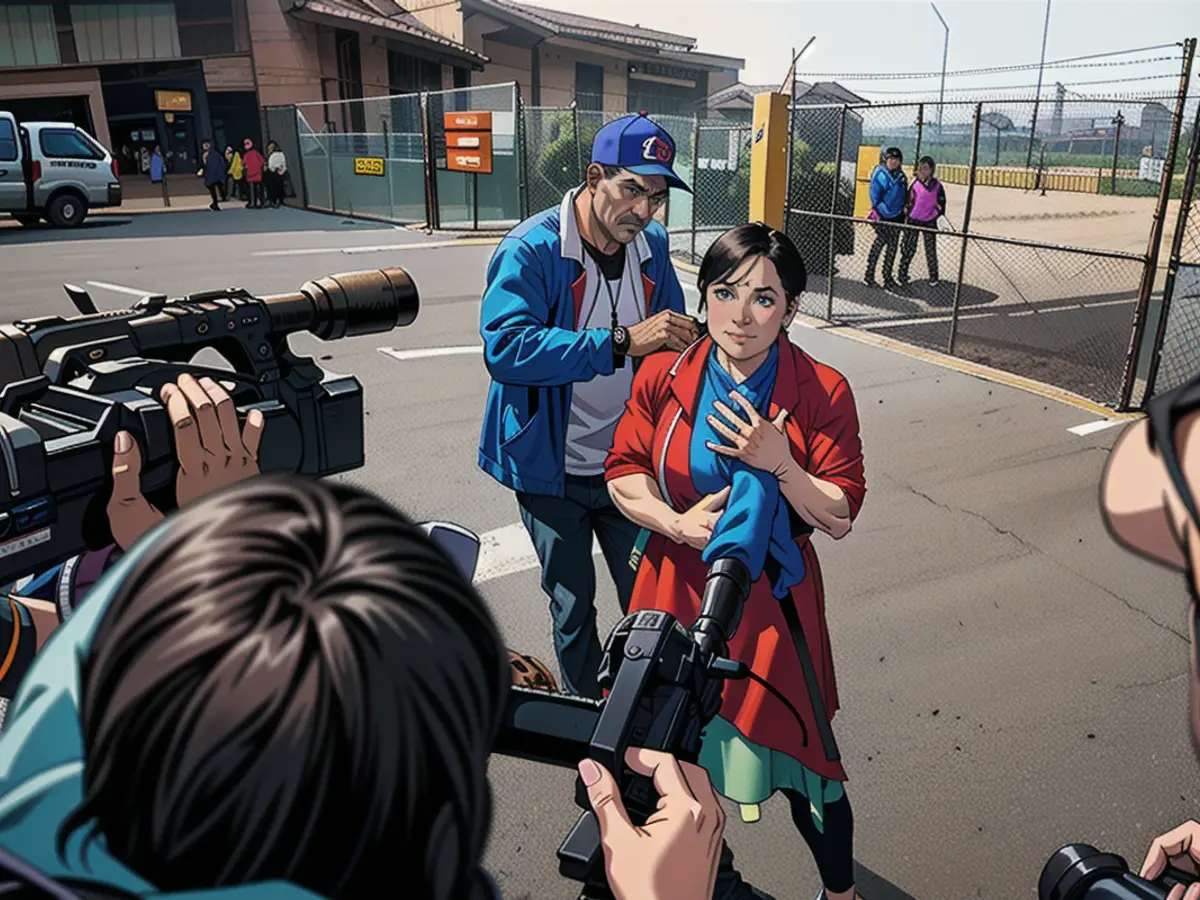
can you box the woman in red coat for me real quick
[605,223,866,900]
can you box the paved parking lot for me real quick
[1,208,1194,900]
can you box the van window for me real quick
[39,129,103,160]
[0,119,16,163]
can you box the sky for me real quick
[516,0,1200,106]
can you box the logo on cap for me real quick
[641,136,672,164]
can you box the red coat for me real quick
[243,149,265,182]
[604,333,866,781]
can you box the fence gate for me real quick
[1144,104,1200,399]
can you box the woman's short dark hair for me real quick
[918,155,936,171]
[697,222,807,314]
[59,475,507,900]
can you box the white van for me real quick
[0,112,122,228]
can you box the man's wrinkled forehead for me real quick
[609,170,668,200]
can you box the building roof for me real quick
[462,0,743,68]
[702,80,869,110]
[284,0,489,67]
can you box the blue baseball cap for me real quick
[591,111,691,193]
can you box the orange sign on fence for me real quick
[444,111,494,175]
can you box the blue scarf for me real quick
[689,344,807,598]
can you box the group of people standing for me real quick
[864,147,948,292]
[195,138,289,211]
[479,112,867,900]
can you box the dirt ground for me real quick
[941,182,1182,257]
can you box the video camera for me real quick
[0,268,418,585]
[1040,844,1200,900]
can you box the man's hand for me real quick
[108,374,265,550]
[580,748,724,900]
[705,390,794,479]
[1141,821,1200,900]
[669,487,730,551]
[626,310,701,358]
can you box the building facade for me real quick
[0,0,486,174]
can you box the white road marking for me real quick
[1067,419,1129,437]
[86,280,151,297]
[378,345,482,361]
[253,237,500,258]
[474,522,603,585]
[859,312,997,329]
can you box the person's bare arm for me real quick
[20,597,59,653]
[777,465,853,539]
[608,474,682,541]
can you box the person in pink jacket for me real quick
[242,138,266,209]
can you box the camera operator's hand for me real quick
[691,617,728,664]
[1141,821,1200,900]
[108,374,265,550]
[626,311,701,358]
[580,748,724,900]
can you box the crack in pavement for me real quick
[879,471,1188,643]
[1108,672,1189,690]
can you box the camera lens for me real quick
[1040,844,1169,900]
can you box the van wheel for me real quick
[47,194,87,228]
[12,215,40,227]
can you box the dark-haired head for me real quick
[60,475,507,900]
[917,155,936,179]
[697,222,806,362]
[884,147,903,171]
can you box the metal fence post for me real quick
[948,103,983,356]
[826,106,848,321]
[420,91,441,232]
[516,84,530,221]
[783,98,797,240]
[571,101,582,183]
[913,103,925,179]
[1119,36,1196,410]
[382,118,395,220]
[689,115,699,265]
[1143,100,1200,400]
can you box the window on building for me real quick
[575,62,604,112]
[39,128,103,159]
[0,119,18,162]
[0,5,60,68]
[70,4,181,63]
[176,0,236,57]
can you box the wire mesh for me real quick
[1153,264,1200,394]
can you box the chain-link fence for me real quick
[280,83,521,228]
[774,88,1197,409]
[1144,102,1200,397]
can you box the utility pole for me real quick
[931,3,949,131]
[1025,0,1053,168]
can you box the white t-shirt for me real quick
[564,251,644,476]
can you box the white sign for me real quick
[1139,156,1165,183]
[0,527,50,559]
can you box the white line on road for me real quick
[378,345,482,361]
[856,297,1136,330]
[252,237,500,258]
[475,522,603,584]
[859,312,997,329]
[1067,419,1129,437]
[86,281,151,297]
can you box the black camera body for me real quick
[1041,844,1199,900]
[495,609,746,899]
[0,269,417,585]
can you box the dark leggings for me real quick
[784,790,855,893]
[714,791,855,898]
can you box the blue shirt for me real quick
[869,165,908,219]
[690,345,806,599]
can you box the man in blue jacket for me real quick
[864,146,908,291]
[479,112,700,698]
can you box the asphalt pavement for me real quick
[1,207,1195,900]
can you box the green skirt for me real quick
[698,715,845,832]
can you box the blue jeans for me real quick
[516,473,641,699]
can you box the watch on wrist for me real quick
[612,325,631,356]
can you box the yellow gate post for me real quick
[854,146,881,219]
[749,92,791,229]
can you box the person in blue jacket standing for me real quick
[864,146,908,291]
[478,112,701,698]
